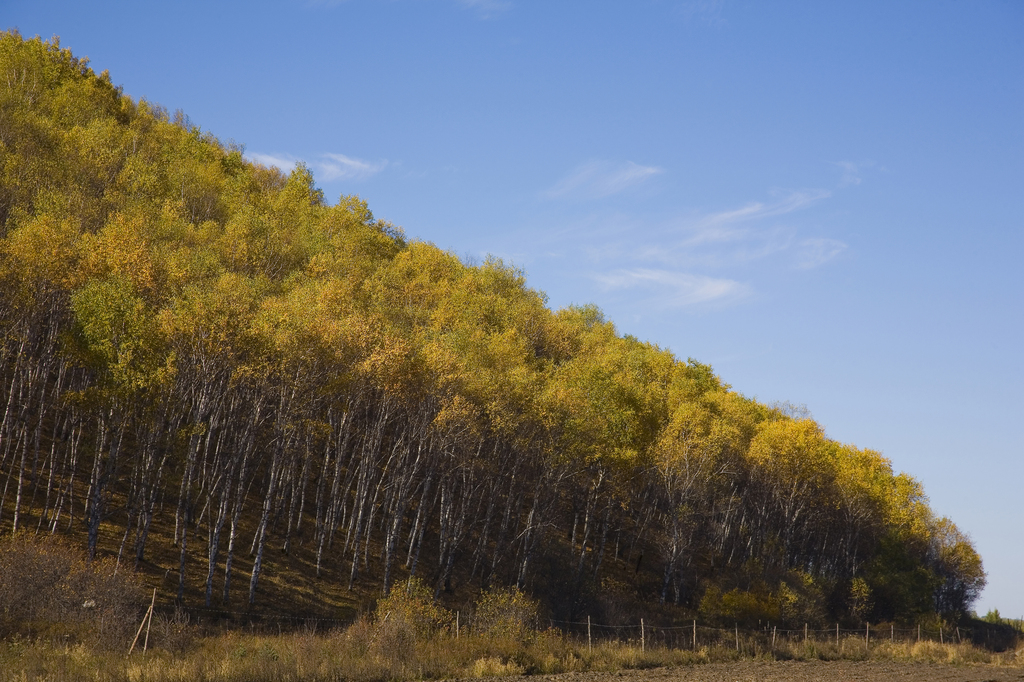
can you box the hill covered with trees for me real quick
[0,32,985,628]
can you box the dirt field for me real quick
[473,661,1024,682]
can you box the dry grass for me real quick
[0,626,1020,682]
[0,548,1019,682]
[759,634,1003,665]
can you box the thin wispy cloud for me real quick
[833,160,864,187]
[544,189,833,269]
[246,151,387,182]
[538,187,843,310]
[648,227,795,269]
[310,0,511,15]
[694,189,830,230]
[317,153,387,181]
[621,189,829,268]
[676,0,726,25]
[247,152,299,171]
[456,0,512,17]
[594,268,750,307]
[506,185,844,313]
[795,238,847,269]
[546,160,664,200]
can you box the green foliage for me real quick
[848,577,872,621]
[928,517,986,619]
[71,274,165,391]
[865,532,938,623]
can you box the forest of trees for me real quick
[0,32,985,627]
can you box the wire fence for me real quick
[547,617,1020,652]
[163,601,1023,650]
[161,604,355,633]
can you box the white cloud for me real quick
[546,160,664,199]
[247,152,300,171]
[246,151,386,182]
[835,161,861,187]
[309,0,509,14]
[456,0,512,16]
[594,268,750,307]
[530,188,839,277]
[504,185,845,315]
[656,227,794,268]
[693,189,831,230]
[549,188,843,311]
[623,190,829,268]
[677,0,726,25]
[832,160,865,187]
[795,238,847,269]
[316,153,387,181]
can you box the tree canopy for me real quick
[0,31,984,624]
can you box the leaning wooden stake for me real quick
[143,588,155,653]
[865,622,869,651]
[588,615,592,653]
[735,623,739,652]
[640,618,645,653]
[128,611,147,656]
[836,623,839,646]
[693,619,697,650]
[128,589,157,656]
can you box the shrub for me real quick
[368,577,453,670]
[0,534,145,649]
[699,584,781,625]
[473,585,539,641]
[373,577,452,638]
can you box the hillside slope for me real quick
[0,32,984,627]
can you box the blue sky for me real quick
[8,0,1023,616]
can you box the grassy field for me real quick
[1,624,1022,682]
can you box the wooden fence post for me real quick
[640,618,645,654]
[693,619,697,650]
[588,615,592,653]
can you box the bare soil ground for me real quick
[470,661,1024,682]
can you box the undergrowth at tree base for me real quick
[1,629,1021,682]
